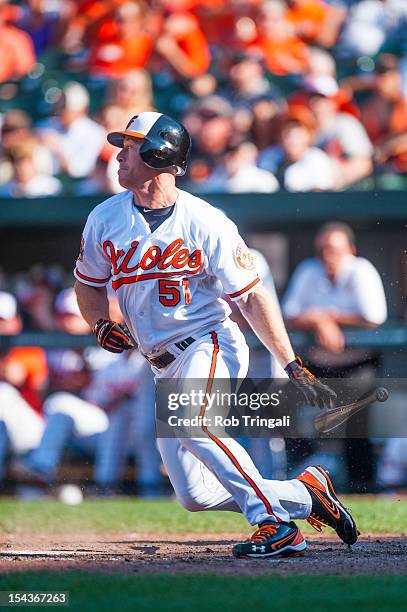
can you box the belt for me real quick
[144,336,195,369]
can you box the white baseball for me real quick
[58,484,84,506]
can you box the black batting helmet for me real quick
[107,112,191,176]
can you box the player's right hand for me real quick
[93,319,135,353]
[285,356,337,410]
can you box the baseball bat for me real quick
[313,386,389,434]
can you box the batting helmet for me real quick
[107,112,191,176]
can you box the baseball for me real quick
[58,484,84,506]
[376,387,389,402]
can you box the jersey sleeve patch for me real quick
[235,241,256,270]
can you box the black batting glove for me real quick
[94,319,135,354]
[285,356,337,410]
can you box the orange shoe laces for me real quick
[250,524,279,542]
[307,507,352,533]
[306,515,326,533]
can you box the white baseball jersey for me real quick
[74,189,262,355]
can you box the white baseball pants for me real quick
[154,319,311,525]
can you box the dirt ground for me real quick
[1,532,407,575]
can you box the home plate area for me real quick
[1,533,407,575]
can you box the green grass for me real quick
[0,573,406,612]
[0,496,406,534]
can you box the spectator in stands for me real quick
[250,95,284,152]
[14,265,62,332]
[257,105,335,191]
[1,110,54,181]
[0,139,62,198]
[17,0,60,57]
[99,69,155,166]
[357,54,407,178]
[222,53,282,109]
[305,77,374,189]
[283,222,387,353]
[54,287,91,335]
[292,49,361,119]
[37,81,105,179]
[59,0,114,57]
[106,69,155,119]
[188,72,218,100]
[285,0,345,48]
[76,158,112,195]
[194,141,279,193]
[338,0,407,58]
[0,291,22,335]
[155,10,211,78]
[182,95,235,187]
[306,46,336,79]
[183,0,260,53]
[282,222,387,490]
[87,1,155,78]
[249,0,310,76]
[0,0,36,82]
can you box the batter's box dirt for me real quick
[1,533,406,575]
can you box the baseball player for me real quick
[74,112,358,558]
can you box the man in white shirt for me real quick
[338,0,407,58]
[0,139,61,198]
[257,106,335,191]
[283,221,387,491]
[37,82,105,178]
[196,142,279,194]
[283,222,387,356]
[305,78,374,190]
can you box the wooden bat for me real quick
[314,387,389,434]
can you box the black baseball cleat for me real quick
[296,465,358,545]
[232,520,306,558]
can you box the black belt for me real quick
[144,336,195,369]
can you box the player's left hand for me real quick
[93,319,135,353]
[285,356,336,410]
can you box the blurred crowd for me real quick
[0,0,407,196]
[0,222,406,497]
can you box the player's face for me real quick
[116,137,153,188]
